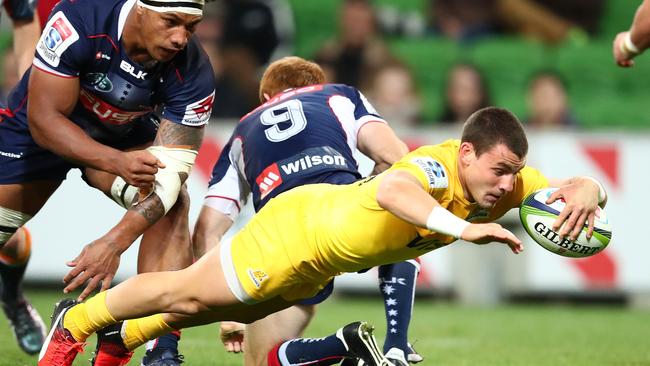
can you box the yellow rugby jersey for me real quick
[297,139,549,277]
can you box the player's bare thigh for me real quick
[244,304,317,366]
[0,181,61,215]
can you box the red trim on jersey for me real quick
[87,34,119,51]
[0,108,15,118]
[267,343,282,366]
[171,62,184,83]
[33,63,78,79]
[205,195,241,212]
[5,95,29,117]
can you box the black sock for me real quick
[0,261,27,304]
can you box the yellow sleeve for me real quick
[388,152,451,201]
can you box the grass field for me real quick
[2,289,650,366]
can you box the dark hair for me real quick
[461,107,528,158]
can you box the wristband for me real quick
[425,206,470,239]
[622,32,641,55]
[583,176,607,203]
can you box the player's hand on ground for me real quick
[115,150,165,189]
[460,223,523,254]
[220,321,245,353]
[546,179,600,241]
[613,32,636,68]
[63,238,122,301]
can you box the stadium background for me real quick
[1,0,650,365]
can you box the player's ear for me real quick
[459,142,475,166]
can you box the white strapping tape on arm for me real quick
[110,176,139,209]
[142,146,198,214]
[425,206,470,239]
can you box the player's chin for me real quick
[479,194,500,208]
[155,47,179,61]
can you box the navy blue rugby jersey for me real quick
[205,83,387,216]
[2,0,215,145]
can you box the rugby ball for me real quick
[519,188,612,258]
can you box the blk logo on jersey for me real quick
[182,92,214,126]
[37,12,79,67]
[119,60,147,80]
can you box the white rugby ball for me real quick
[519,188,612,258]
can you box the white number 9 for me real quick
[260,99,308,142]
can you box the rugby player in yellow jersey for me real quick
[39,106,607,366]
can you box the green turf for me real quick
[2,289,650,365]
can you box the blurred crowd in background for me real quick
[0,0,646,129]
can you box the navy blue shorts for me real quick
[0,115,158,184]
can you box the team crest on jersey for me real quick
[411,157,448,189]
[37,11,79,67]
[181,91,215,126]
[247,269,268,289]
[86,73,113,92]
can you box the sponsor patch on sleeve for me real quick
[181,91,214,126]
[36,11,80,67]
[411,157,448,189]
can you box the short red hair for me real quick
[259,57,326,103]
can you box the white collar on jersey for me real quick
[117,0,136,41]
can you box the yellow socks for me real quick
[63,291,174,350]
[64,292,116,341]
[122,314,174,350]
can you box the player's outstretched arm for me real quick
[613,0,650,67]
[27,69,164,189]
[546,176,606,241]
[63,119,204,300]
[357,122,408,174]
[377,170,523,254]
[376,170,523,253]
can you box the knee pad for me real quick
[0,207,32,246]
